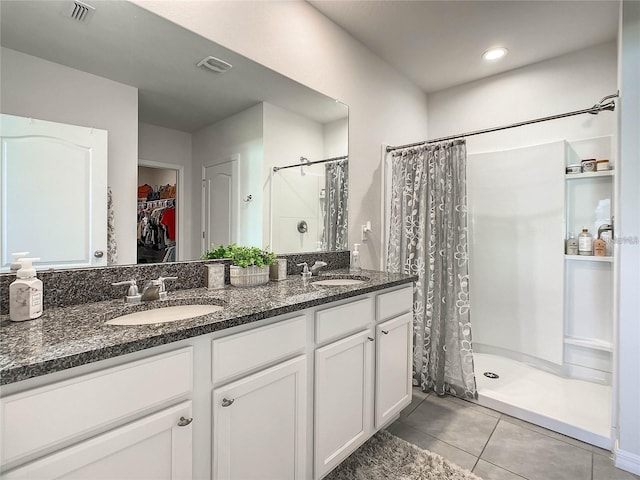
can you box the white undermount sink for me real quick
[105,304,223,326]
[312,278,368,286]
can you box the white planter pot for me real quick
[229,265,270,287]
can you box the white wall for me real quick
[1,47,138,264]
[427,42,618,153]
[263,102,325,251]
[133,0,430,269]
[616,1,640,474]
[192,103,264,254]
[138,122,194,260]
[323,117,349,159]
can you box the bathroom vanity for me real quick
[0,271,414,479]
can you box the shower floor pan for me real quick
[472,352,612,449]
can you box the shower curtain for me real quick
[387,141,477,398]
[322,159,348,251]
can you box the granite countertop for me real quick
[0,270,415,385]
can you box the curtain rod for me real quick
[386,93,619,153]
[272,155,348,172]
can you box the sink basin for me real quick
[312,275,370,287]
[313,279,366,286]
[106,304,223,326]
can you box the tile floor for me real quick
[387,388,639,480]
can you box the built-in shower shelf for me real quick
[564,255,613,263]
[565,171,614,180]
[564,336,613,352]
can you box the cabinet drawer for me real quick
[212,315,306,384]
[315,297,373,344]
[1,347,193,466]
[376,286,413,321]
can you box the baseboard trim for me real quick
[615,448,640,476]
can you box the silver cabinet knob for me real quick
[94,250,104,258]
[177,416,193,427]
[381,330,389,335]
[222,398,235,407]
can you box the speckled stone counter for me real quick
[0,269,414,385]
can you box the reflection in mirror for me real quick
[0,0,348,271]
[271,156,348,253]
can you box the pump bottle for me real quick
[350,244,362,274]
[9,257,43,321]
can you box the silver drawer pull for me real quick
[177,416,193,427]
[381,330,389,335]
[367,336,375,342]
[222,398,235,407]
[94,250,104,258]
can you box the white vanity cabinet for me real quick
[0,348,194,479]
[0,282,414,480]
[314,286,413,479]
[211,317,308,480]
[3,401,193,480]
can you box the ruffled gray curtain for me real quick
[322,159,348,251]
[387,141,477,399]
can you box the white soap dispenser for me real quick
[350,244,362,274]
[9,252,30,272]
[9,257,43,322]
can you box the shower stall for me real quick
[467,135,615,449]
[384,94,617,449]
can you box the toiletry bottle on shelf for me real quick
[350,243,362,274]
[594,237,607,256]
[578,228,593,256]
[565,233,578,255]
[9,257,43,322]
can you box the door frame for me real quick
[202,155,240,253]
[138,159,184,262]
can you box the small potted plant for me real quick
[202,244,276,287]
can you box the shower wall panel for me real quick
[468,141,565,365]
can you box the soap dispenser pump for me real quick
[350,244,362,274]
[9,257,43,322]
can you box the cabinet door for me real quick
[212,355,307,480]
[375,312,413,428]
[3,402,193,480]
[315,329,374,479]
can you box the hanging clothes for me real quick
[161,207,176,241]
[387,140,477,399]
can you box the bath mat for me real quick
[325,429,483,480]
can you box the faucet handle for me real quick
[297,262,309,274]
[157,276,178,299]
[111,280,141,304]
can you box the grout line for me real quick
[500,414,596,453]
[591,452,594,480]
[396,417,482,459]
[472,416,501,472]
[480,459,529,479]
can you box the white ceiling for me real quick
[0,0,347,132]
[308,0,620,93]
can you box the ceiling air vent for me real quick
[197,56,233,74]
[66,1,95,23]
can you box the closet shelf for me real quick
[565,171,614,180]
[564,255,613,263]
[564,336,613,352]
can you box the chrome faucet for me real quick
[141,276,178,301]
[111,280,141,304]
[310,261,328,276]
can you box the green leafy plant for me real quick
[202,244,276,268]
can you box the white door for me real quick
[212,356,307,480]
[0,114,108,270]
[375,312,413,428]
[314,330,373,479]
[3,402,193,480]
[202,158,238,253]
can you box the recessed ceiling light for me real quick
[482,47,508,61]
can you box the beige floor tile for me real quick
[387,420,478,471]
[473,459,527,480]
[481,420,592,480]
[593,453,640,480]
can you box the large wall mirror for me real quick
[0,0,348,271]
